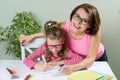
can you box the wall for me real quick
[0,0,120,79]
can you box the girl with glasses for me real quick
[24,20,83,72]
[20,3,106,75]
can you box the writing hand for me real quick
[34,63,50,72]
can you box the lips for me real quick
[73,23,81,29]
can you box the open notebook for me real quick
[67,70,113,80]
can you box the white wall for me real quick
[0,0,120,79]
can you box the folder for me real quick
[97,74,113,80]
[67,70,113,80]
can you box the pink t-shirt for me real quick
[64,20,104,60]
[24,44,83,69]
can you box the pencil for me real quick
[42,55,47,64]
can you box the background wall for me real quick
[0,0,120,79]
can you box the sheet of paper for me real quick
[32,66,67,80]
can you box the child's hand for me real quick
[34,63,50,72]
[41,64,50,72]
[48,61,58,66]
[48,61,64,66]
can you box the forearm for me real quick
[72,57,95,71]
[72,28,102,71]
[32,31,45,39]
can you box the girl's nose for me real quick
[52,47,57,51]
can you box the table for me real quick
[0,60,117,80]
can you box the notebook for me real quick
[67,70,113,80]
[97,74,113,80]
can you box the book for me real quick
[67,70,113,80]
[97,74,113,80]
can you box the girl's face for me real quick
[46,37,64,55]
[70,8,90,34]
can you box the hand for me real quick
[60,65,74,75]
[48,61,58,66]
[48,61,64,66]
[34,63,50,72]
[19,34,33,45]
[41,64,50,72]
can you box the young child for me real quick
[24,20,83,71]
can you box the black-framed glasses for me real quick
[73,13,89,25]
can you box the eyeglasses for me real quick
[73,13,89,25]
[47,44,62,49]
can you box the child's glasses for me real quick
[73,13,89,25]
[47,44,62,49]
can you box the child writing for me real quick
[24,20,83,71]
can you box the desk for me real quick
[0,60,117,80]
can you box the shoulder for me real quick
[58,21,66,29]
[37,44,46,51]
[90,27,101,38]
[89,27,101,45]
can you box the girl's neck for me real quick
[52,54,58,58]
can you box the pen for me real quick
[59,64,64,67]
[42,55,47,64]
[78,68,87,71]
[58,64,64,71]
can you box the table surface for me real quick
[0,60,117,80]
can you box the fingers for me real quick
[60,65,69,71]
[19,34,26,45]
[21,40,27,46]
[60,65,73,75]
[19,34,29,45]
[42,64,50,72]
[47,61,57,66]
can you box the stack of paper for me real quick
[67,70,113,80]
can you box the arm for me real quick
[73,27,101,70]
[19,21,66,45]
[23,45,47,70]
[64,49,83,65]
[24,45,50,71]
[48,49,83,66]
[19,31,45,45]
[61,27,101,75]
[58,21,66,29]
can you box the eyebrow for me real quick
[75,13,89,20]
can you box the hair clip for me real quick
[48,23,52,26]
[47,22,56,28]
